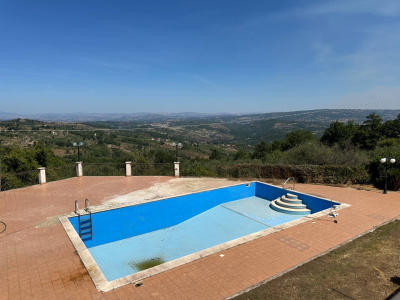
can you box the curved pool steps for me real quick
[286,193,298,199]
[280,195,303,205]
[274,198,307,209]
[270,193,311,215]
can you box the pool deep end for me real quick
[69,182,338,249]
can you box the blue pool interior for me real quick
[69,182,338,281]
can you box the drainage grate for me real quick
[367,214,387,221]
[277,235,310,252]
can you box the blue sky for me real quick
[1,0,400,114]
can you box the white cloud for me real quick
[308,19,400,83]
[333,86,400,109]
[80,58,147,73]
[179,73,225,89]
[311,42,335,66]
[280,0,400,18]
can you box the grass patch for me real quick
[234,220,400,300]
[129,257,165,271]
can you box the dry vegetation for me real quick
[234,220,400,300]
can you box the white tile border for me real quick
[59,181,350,292]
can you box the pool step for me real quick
[270,193,310,215]
[281,196,303,205]
[275,198,307,209]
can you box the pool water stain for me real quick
[129,257,165,271]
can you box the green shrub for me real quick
[388,169,400,190]
[211,163,370,185]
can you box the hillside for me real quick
[0,109,399,123]
[0,109,399,162]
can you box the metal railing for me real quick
[283,177,295,190]
[47,164,76,182]
[0,162,175,191]
[83,162,175,177]
[0,165,78,192]
[131,163,174,176]
[83,163,126,176]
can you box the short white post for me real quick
[38,167,46,184]
[76,162,83,177]
[174,162,180,177]
[125,161,132,177]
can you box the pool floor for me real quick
[89,196,302,281]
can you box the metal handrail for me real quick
[75,200,79,214]
[84,198,90,212]
[283,177,295,190]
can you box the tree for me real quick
[381,114,400,139]
[209,148,222,160]
[2,149,38,173]
[148,150,175,163]
[282,130,315,151]
[352,113,383,150]
[320,120,357,148]
[252,141,270,159]
[271,139,284,152]
[364,112,383,131]
[33,141,50,167]
[234,149,248,160]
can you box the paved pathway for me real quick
[0,177,399,299]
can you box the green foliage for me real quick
[387,169,400,191]
[0,142,71,190]
[182,165,216,177]
[2,112,400,192]
[234,149,248,160]
[352,113,383,150]
[278,142,368,166]
[0,172,37,190]
[377,138,400,148]
[34,141,62,167]
[83,163,126,176]
[252,130,315,159]
[321,113,400,151]
[209,148,222,160]
[147,149,175,163]
[2,149,39,173]
[321,120,358,148]
[214,163,370,184]
[381,114,400,138]
[252,141,270,159]
[281,129,315,151]
[368,146,400,190]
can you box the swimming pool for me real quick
[60,181,343,292]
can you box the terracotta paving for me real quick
[1,177,399,300]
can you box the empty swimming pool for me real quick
[64,181,340,290]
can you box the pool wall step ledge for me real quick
[270,193,311,215]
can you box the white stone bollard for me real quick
[174,162,180,177]
[38,167,46,184]
[125,161,132,177]
[76,162,83,177]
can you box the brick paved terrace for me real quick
[1,176,399,299]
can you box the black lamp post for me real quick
[171,142,182,162]
[380,156,396,194]
[73,142,84,162]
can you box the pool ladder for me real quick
[75,199,93,240]
[283,177,295,190]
